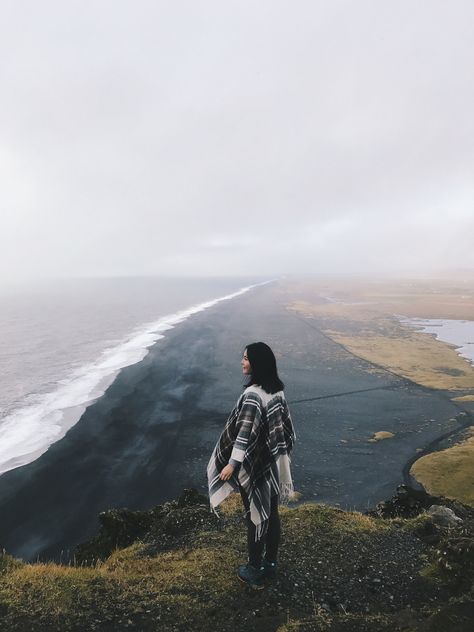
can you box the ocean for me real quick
[0,276,268,477]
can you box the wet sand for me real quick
[0,279,467,563]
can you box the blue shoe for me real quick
[237,563,265,590]
[261,558,278,578]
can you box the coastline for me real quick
[0,280,270,478]
[0,278,468,563]
[397,315,474,368]
[283,276,474,508]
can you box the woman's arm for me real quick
[229,392,262,463]
[283,399,296,456]
[219,463,235,481]
[219,392,262,480]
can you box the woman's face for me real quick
[241,349,251,375]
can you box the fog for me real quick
[1,0,473,282]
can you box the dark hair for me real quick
[243,342,284,394]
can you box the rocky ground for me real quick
[1,487,473,631]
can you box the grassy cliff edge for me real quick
[0,488,473,632]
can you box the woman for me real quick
[207,342,296,590]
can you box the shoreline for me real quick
[284,277,474,508]
[396,314,474,367]
[0,279,468,563]
[402,407,474,490]
[0,280,271,478]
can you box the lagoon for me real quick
[396,316,474,367]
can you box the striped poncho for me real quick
[207,384,296,541]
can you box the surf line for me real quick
[0,279,273,478]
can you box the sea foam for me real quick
[0,280,270,476]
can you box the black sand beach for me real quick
[0,280,465,563]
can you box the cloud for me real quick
[0,0,473,280]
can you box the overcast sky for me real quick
[1,0,473,282]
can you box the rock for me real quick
[74,487,216,564]
[176,488,208,508]
[368,485,428,518]
[371,431,395,441]
[366,484,474,521]
[75,507,156,564]
[434,531,474,591]
[423,601,474,632]
[427,505,463,527]
[163,504,217,536]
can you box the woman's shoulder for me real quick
[243,384,285,404]
[244,384,285,394]
[243,384,264,398]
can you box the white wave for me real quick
[0,280,272,476]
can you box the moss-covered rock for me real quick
[74,488,218,565]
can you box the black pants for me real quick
[239,484,280,568]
